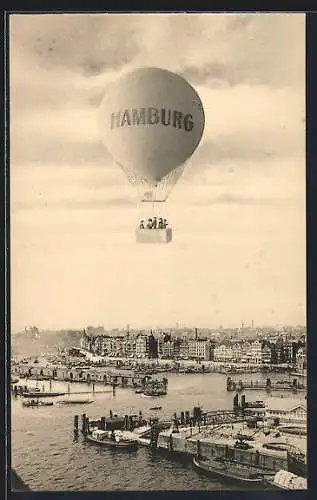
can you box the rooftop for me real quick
[265,398,307,412]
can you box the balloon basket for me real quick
[136,228,172,244]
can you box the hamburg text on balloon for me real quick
[110,108,194,132]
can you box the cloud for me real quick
[10,13,305,172]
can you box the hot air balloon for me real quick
[99,67,205,243]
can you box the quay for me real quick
[74,403,306,474]
[226,377,306,392]
[12,364,168,391]
[12,384,115,397]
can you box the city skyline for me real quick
[11,13,306,332]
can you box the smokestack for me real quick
[195,328,198,340]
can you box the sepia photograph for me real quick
[9,12,306,492]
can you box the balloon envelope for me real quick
[99,67,205,184]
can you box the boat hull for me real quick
[22,392,65,398]
[22,402,53,407]
[287,453,307,478]
[85,434,138,450]
[193,457,266,486]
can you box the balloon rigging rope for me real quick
[121,165,185,224]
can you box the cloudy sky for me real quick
[10,13,306,332]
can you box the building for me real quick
[158,335,175,358]
[265,398,307,426]
[296,346,307,371]
[187,339,211,360]
[135,334,149,358]
[250,340,263,364]
[231,342,243,362]
[123,334,136,358]
[261,344,272,364]
[214,343,234,362]
[80,330,93,351]
[148,332,158,358]
[179,339,189,359]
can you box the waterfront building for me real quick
[179,338,189,359]
[265,398,307,425]
[123,334,136,358]
[186,339,211,360]
[158,337,175,358]
[135,334,149,358]
[214,343,234,362]
[249,339,263,364]
[261,343,272,364]
[231,342,243,362]
[148,332,158,358]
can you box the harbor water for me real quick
[11,372,305,491]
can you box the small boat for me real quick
[85,430,138,450]
[22,391,65,398]
[149,406,162,410]
[193,456,271,485]
[56,399,95,406]
[11,378,19,385]
[264,470,307,490]
[22,399,54,408]
[135,389,143,394]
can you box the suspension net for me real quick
[119,164,185,226]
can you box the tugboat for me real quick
[85,429,138,450]
[193,456,272,486]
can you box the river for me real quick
[11,372,305,491]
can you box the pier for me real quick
[12,364,168,391]
[226,377,306,392]
[75,404,296,473]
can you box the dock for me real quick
[12,365,168,392]
[226,377,306,392]
[75,402,307,474]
